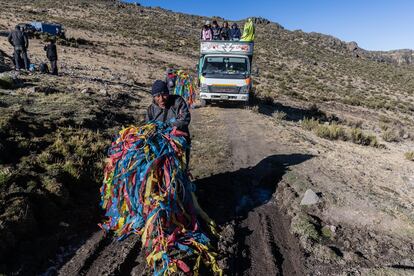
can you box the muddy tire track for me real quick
[59,233,143,276]
[58,107,309,275]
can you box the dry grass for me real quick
[405,151,414,161]
[301,118,378,147]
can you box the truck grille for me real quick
[208,86,240,94]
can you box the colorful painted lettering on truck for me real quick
[197,41,254,106]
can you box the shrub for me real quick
[301,117,319,131]
[348,128,378,147]
[272,111,287,120]
[405,151,414,161]
[301,119,379,147]
[315,123,346,140]
[382,129,401,143]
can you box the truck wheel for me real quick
[200,99,208,107]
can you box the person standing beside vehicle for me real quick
[8,25,29,71]
[44,39,58,75]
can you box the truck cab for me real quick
[197,41,254,106]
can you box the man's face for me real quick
[154,94,169,108]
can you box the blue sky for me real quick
[125,0,413,51]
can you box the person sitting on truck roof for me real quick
[8,25,29,71]
[220,21,230,40]
[211,20,221,40]
[146,80,191,166]
[229,23,241,41]
[201,22,212,41]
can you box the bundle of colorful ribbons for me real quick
[99,122,222,275]
[173,70,196,108]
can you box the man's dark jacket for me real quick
[230,28,241,40]
[8,30,29,49]
[44,43,58,61]
[211,26,221,40]
[220,27,230,40]
[145,95,191,136]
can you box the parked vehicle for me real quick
[197,41,255,106]
[30,22,65,38]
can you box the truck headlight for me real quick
[239,85,249,94]
[201,83,209,93]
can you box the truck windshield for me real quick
[202,56,249,79]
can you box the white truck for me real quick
[197,41,255,106]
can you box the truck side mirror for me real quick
[252,67,259,77]
[196,63,199,72]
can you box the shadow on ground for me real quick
[195,153,313,224]
[197,97,336,123]
[255,98,337,123]
[195,154,313,274]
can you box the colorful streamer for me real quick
[99,122,222,275]
[173,70,197,108]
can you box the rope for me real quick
[99,122,222,275]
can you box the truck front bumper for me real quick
[200,93,249,102]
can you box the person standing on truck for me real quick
[241,18,255,42]
[201,22,212,41]
[211,20,221,40]
[220,21,230,40]
[44,39,58,75]
[146,80,191,166]
[8,25,29,71]
[230,23,241,41]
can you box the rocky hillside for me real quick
[0,0,414,275]
[2,0,414,117]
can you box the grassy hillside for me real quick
[3,0,414,117]
[0,0,413,274]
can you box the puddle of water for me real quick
[236,187,273,214]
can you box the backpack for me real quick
[40,63,49,74]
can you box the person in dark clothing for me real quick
[211,20,221,41]
[8,25,29,70]
[229,23,242,41]
[44,39,58,75]
[146,80,191,136]
[220,21,230,40]
[165,68,177,93]
[146,80,191,166]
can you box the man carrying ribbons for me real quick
[146,80,191,165]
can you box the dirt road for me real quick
[58,105,414,275]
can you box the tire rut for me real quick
[58,107,308,275]
[59,233,142,276]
